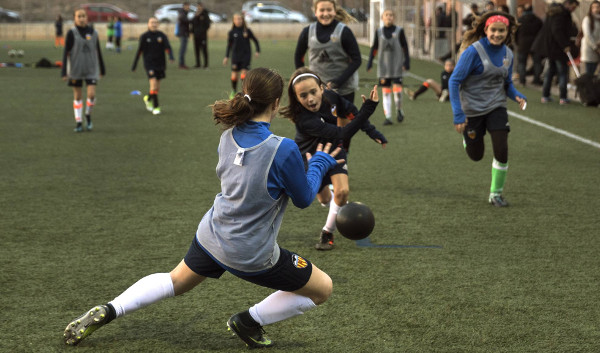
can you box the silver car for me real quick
[244,5,308,23]
[154,3,225,24]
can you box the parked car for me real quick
[241,1,282,14]
[244,5,308,23]
[154,4,225,24]
[0,7,21,22]
[81,3,138,22]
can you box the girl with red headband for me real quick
[449,11,526,207]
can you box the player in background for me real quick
[223,13,260,99]
[63,68,343,349]
[61,8,105,132]
[449,12,526,207]
[406,59,454,102]
[366,9,410,125]
[280,68,384,250]
[132,17,174,116]
[294,0,361,105]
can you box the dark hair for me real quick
[279,67,323,123]
[459,11,517,54]
[587,1,600,32]
[212,68,283,129]
[564,0,580,6]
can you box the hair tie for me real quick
[292,73,320,86]
[243,94,251,102]
[485,15,509,28]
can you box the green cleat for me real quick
[63,305,109,345]
[227,313,274,349]
[152,107,161,116]
[229,90,236,100]
[143,95,153,112]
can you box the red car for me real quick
[81,3,139,22]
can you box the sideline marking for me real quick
[356,237,443,249]
[402,69,600,150]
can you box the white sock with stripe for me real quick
[73,100,83,122]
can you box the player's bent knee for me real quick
[334,188,349,203]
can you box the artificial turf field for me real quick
[1,38,599,353]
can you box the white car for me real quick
[154,3,225,24]
[244,5,308,23]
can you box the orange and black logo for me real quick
[292,254,308,269]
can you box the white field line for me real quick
[364,60,600,150]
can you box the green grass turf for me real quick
[1,39,600,352]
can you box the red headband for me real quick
[485,15,509,28]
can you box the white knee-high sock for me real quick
[73,100,83,122]
[109,273,174,318]
[85,98,96,115]
[320,189,334,208]
[323,200,342,233]
[393,86,403,110]
[382,89,392,119]
[249,291,317,326]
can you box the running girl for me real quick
[132,17,174,116]
[280,67,385,250]
[449,11,526,207]
[223,13,260,99]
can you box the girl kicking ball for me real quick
[280,67,385,250]
[449,11,526,207]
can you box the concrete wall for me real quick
[0,22,365,41]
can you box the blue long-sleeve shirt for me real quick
[232,121,333,208]
[449,37,526,124]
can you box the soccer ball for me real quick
[16,49,24,57]
[335,202,375,240]
[8,49,16,57]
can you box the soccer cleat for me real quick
[405,89,415,101]
[315,230,334,250]
[64,305,109,345]
[489,194,509,207]
[152,107,161,115]
[383,118,392,126]
[229,90,236,100]
[439,89,449,102]
[74,123,83,133]
[143,95,153,112]
[540,97,553,104]
[559,98,570,105]
[227,313,274,348]
[86,122,93,131]
[396,109,404,123]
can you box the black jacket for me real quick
[191,10,211,37]
[532,3,578,61]
[515,11,543,54]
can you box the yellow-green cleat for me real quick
[143,95,153,112]
[227,313,274,349]
[63,305,109,345]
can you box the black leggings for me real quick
[466,130,508,164]
[193,36,208,67]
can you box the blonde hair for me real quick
[313,0,357,24]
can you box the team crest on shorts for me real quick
[292,254,308,269]
[467,129,476,139]
[380,78,387,85]
[330,104,337,117]
[149,70,154,75]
